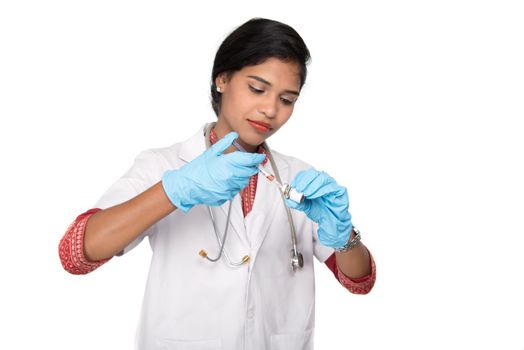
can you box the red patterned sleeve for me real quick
[59,208,111,275]
[324,250,376,294]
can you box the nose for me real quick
[258,95,278,119]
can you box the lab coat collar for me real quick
[178,124,208,164]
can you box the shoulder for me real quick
[139,143,183,164]
[132,125,206,170]
[126,143,187,178]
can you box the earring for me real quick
[216,86,222,93]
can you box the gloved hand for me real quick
[162,131,265,212]
[285,168,352,249]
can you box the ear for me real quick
[215,73,230,92]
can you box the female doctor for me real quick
[59,18,376,350]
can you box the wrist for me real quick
[162,170,193,213]
[334,226,361,253]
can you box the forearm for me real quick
[84,181,176,261]
[335,228,372,279]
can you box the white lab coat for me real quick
[95,124,334,350]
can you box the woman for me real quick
[59,18,376,350]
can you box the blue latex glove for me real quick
[162,132,265,212]
[285,168,352,249]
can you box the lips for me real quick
[248,119,272,130]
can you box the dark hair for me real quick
[210,18,311,116]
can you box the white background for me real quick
[1,1,523,349]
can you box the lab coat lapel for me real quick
[245,154,289,256]
[179,124,250,250]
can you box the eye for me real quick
[249,85,264,94]
[280,97,296,106]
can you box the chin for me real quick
[236,134,265,151]
[248,133,270,145]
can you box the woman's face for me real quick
[214,57,301,153]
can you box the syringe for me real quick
[233,139,304,204]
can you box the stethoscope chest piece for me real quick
[290,249,304,272]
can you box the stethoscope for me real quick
[198,122,304,272]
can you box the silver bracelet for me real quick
[334,226,361,253]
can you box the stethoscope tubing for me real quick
[201,122,303,271]
[205,202,247,266]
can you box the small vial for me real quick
[281,183,304,204]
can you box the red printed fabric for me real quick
[59,208,110,274]
[211,129,376,293]
[325,252,376,294]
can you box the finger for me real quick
[203,189,231,206]
[285,197,307,211]
[322,195,350,217]
[224,151,266,167]
[210,131,238,156]
[228,168,260,185]
[300,172,344,199]
[292,169,341,198]
[230,177,250,191]
[230,164,260,178]
[290,168,321,191]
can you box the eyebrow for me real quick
[247,75,300,96]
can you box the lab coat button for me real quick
[247,308,255,319]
